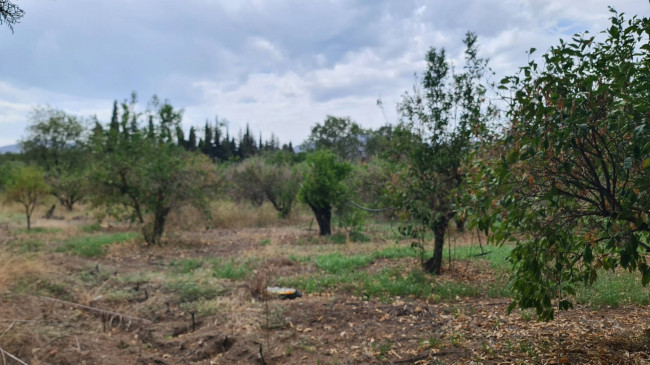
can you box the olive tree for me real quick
[472,10,650,320]
[231,156,302,218]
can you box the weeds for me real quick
[81,223,102,233]
[170,258,203,274]
[576,269,650,308]
[13,227,62,234]
[56,232,138,257]
[211,258,251,280]
[166,280,225,302]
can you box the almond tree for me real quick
[472,10,650,320]
[393,32,495,274]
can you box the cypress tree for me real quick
[176,126,185,147]
[147,116,156,140]
[201,121,212,156]
[188,127,197,151]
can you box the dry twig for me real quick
[0,347,28,365]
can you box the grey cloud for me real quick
[0,0,648,146]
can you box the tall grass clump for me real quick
[56,232,138,257]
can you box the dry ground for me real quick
[0,204,649,364]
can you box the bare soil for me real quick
[1,224,649,364]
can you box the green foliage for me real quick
[56,232,138,257]
[348,157,393,209]
[576,270,650,308]
[211,258,251,280]
[231,156,302,218]
[314,252,374,274]
[299,150,352,235]
[21,106,88,210]
[89,94,220,245]
[470,11,650,320]
[170,258,204,274]
[302,116,367,161]
[5,165,50,230]
[391,32,495,274]
[0,160,25,190]
[166,280,224,302]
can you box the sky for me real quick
[1,0,648,148]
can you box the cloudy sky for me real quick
[1,0,648,147]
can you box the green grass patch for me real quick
[7,239,43,253]
[81,223,102,233]
[328,233,347,244]
[56,232,138,257]
[288,245,417,273]
[314,253,374,274]
[279,265,509,301]
[260,238,271,246]
[278,266,434,300]
[211,258,251,280]
[170,258,203,274]
[349,231,371,242]
[13,227,62,234]
[576,269,650,308]
[166,280,225,303]
[280,243,513,301]
[444,244,513,271]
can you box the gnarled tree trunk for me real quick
[143,206,171,245]
[308,204,331,236]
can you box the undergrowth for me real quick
[56,232,138,257]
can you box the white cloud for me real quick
[0,0,648,147]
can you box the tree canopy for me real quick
[393,32,495,274]
[299,150,352,235]
[470,10,650,320]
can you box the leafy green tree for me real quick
[90,95,219,245]
[0,160,25,191]
[232,156,302,218]
[302,116,367,161]
[299,150,352,235]
[5,166,50,230]
[21,106,88,211]
[393,32,494,274]
[470,11,650,320]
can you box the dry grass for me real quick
[0,250,52,291]
[210,200,311,229]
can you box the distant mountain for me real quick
[0,144,21,154]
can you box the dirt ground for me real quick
[1,219,650,364]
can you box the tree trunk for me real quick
[144,207,171,245]
[44,204,56,219]
[423,222,446,274]
[26,209,31,231]
[309,204,331,236]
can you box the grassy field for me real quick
[0,200,649,364]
